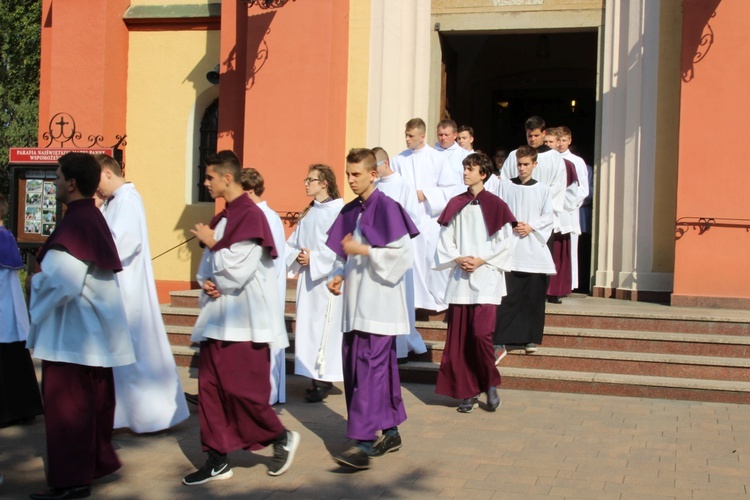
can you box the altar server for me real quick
[286,164,345,402]
[27,152,135,499]
[96,154,190,433]
[326,148,419,470]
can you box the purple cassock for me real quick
[325,188,419,259]
[0,227,44,428]
[36,198,125,488]
[325,189,418,441]
[435,189,516,400]
[547,159,579,297]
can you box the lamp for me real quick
[206,64,220,85]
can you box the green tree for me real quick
[0,0,42,215]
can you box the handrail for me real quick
[675,217,750,236]
[151,209,302,261]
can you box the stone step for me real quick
[164,310,750,358]
[164,290,750,404]
[499,347,750,382]
[397,362,750,405]
[543,326,750,358]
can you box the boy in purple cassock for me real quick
[0,194,44,428]
[326,148,419,470]
[434,153,516,413]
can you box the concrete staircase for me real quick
[162,287,750,404]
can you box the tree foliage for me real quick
[0,0,41,209]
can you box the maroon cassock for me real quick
[198,340,285,453]
[435,189,514,400]
[437,305,502,399]
[547,159,578,297]
[198,194,285,454]
[35,198,124,489]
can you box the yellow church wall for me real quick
[651,0,681,273]
[343,0,372,201]
[126,28,220,298]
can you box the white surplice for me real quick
[434,141,471,194]
[191,219,289,349]
[435,202,516,305]
[332,223,413,336]
[501,148,566,229]
[390,145,457,311]
[285,199,344,382]
[256,200,287,404]
[494,179,556,275]
[0,267,29,343]
[376,173,427,357]
[561,149,590,289]
[27,249,136,367]
[102,183,189,432]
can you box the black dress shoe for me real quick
[369,433,402,457]
[304,386,330,403]
[184,393,199,406]
[546,295,562,304]
[29,486,91,499]
[332,446,370,469]
[486,386,501,411]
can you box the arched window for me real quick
[197,99,219,202]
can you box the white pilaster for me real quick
[366,0,432,156]
[594,0,673,294]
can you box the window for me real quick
[197,99,219,202]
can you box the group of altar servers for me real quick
[2,112,590,495]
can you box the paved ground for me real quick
[1,366,749,499]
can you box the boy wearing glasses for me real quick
[286,164,345,402]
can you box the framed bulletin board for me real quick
[7,148,114,249]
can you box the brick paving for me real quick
[1,366,749,499]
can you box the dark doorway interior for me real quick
[440,30,598,165]
[440,30,598,292]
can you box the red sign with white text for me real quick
[9,147,115,164]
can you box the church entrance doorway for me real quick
[438,29,598,292]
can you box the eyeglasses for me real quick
[303,177,321,185]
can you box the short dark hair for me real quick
[205,150,242,183]
[525,116,546,132]
[405,118,426,133]
[0,193,8,220]
[240,168,265,196]
[58,152,101,197]
[516,145,538,163]
[457,125,474,137]
[437,119,457,133]
[462,152,493,183]
[94,153,124,177]
[346,148,377,172]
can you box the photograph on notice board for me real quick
[26,192,42,205]
[42,224,55,237]
[26,179,43,193]
[25,205,40,220]
[44,181,56,196]
[25,220,41,234]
